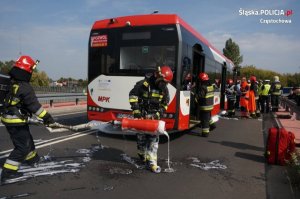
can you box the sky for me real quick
[0,0,299,80]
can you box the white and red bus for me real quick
[87,14,234,133]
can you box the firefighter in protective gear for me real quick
[129,66,172,173]
[196,72,215,137]
[225,79,236,117]
[0,56,55,183]
[269,76,282,112]
[260,79,271,113]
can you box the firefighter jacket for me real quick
[197,83,214,111]
[269,82,282,96]
[261,83,271,96]
[1,80,50,126]
[129,75,170,119]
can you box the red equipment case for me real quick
[266,127,296,165]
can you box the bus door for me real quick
[190,47,205,123]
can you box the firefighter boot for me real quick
[200,125,209,137]
[145,155,161,173]
[148,163,161,173]
[209,121,216,132]
[146,137,161,173]
[23,151,40,166]
[1,168,23,184]
[201,132,209,137]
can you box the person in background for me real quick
[240,77,250,118]
[260,79,271,113]
[248,75,258,118]
[257,80,263,115]
[235,80,241,110]
[255,80,261,117]
[129,66,173,173]
[213,79,221,91]
[269,76,282,112]
[1,56,55,183]
[225,79,236,117]
[182,72,195,91]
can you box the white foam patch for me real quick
[2,145,106,185]
[82,157,92,162]
[219,116,239,120]
[189,157,227,170]
[3,159,85,185]
[109,167,133,175]
[76,149,91,154]
[0,193,31,199]
[120,154,145,169]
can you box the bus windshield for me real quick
[88,25,178,80]
[120,45,176,71]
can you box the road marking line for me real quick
[35,130,96,149]
[0,130,97,159]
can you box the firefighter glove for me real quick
[42,112,55,125]
[133,110,142,119]
[153,112,160,120]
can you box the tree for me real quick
[223,38,243,68]
[30,70,50,87]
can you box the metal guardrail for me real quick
[37,93,87,107]
[280,96,300,120]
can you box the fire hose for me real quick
[28,117,167,135]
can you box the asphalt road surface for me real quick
[0,110,296,199]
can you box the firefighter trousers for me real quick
[200,110,211,136]
[136,133,159,166]
[3,125,37,171]
[271,95,280,112]
[227,99,236,116]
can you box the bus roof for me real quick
[92,14,234,69]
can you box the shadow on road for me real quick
[235,152,265,163]
[209,140,265,152]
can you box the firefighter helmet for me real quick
[227,79,233,85]
[158,66,173,83]
[198,72,209,81]
[14,55,38,74]
[250,75,256,82]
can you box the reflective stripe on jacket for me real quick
[129,75,170,116]
[1,81,47,126]
[270,82,282,96]
[198,85,214,111]
[261,84,271,96]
